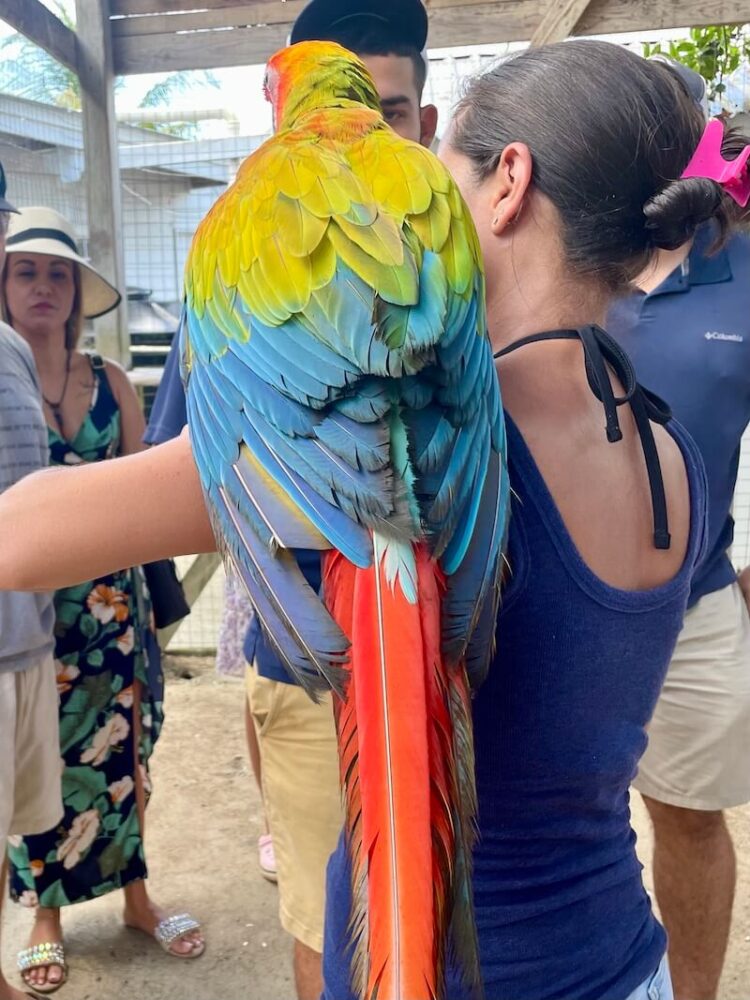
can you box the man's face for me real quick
[362,54,437,148]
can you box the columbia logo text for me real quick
[704,331,744,343]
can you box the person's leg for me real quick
[246,666,342,1000]
[633,584,750,1000]
[9,658,65,993]
[643,798,733,1000]
[22,908,64,991]
[0,858,33,1000]
[0,672,26,1000]
[246,696,277,880]
[294,939,324,1000]
[215,574,255,679]
[122,679,204,956]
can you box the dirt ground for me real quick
[3,655,749,999]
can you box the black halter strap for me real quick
[494,325,672,551]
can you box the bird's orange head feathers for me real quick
[264,40,381,131]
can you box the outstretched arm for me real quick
[0,431,216,591]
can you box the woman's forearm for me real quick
[0,432,217,591]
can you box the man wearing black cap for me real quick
[291,0,436,147]
[0,167,63,1000]
[142,5,436,998]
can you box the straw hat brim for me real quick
[5,238,122,320]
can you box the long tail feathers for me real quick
[325,539,481,1000]
[446,672,483,1000]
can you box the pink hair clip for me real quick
[681,119,750,207]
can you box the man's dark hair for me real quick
[452,40,750,291]
[327,23,427,98]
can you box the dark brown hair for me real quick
[451,40,750,291]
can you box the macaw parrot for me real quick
[183,40,508,1000]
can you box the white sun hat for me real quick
[5,206,121,319]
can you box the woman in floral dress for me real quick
[2,208,204,994]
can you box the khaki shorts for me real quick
[246,664,342,953]
[634,582,750,811]
[0,654,63,847]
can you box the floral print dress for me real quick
[8,355,164,907]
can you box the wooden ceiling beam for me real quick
[110,0,496,14]
[109,0,499,34]
[111,0,253,13]
[0,0,78,73]
[530,0,594,46]
[110,2,308,36]
[111,0,749,74]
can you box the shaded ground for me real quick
[2,655,749,998]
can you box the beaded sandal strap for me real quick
[17,942,66,973]
[154,913,201,947]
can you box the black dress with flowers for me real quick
[8,356,164,907]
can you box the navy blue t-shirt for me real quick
[610,227,750,606]
[144,337,318,685]
[142,336,187,446]
[242,550,322,684]
[323,413,707,1000]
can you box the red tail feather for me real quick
[325,544,459,1000]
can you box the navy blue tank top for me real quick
[322,343,707,1000]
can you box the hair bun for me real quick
[643,177,723,250]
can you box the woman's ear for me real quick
[490,142,533,236]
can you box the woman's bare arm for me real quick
[0,431,217,591]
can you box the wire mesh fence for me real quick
[0,16,748,653]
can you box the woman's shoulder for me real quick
[86,355,137,403]
[656,418,708,561]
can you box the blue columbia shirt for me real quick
[144,338,318,684]
[610,227,750,606]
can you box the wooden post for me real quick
[75,0,129,366]
[158,553,222,648]
[530,0,594,47]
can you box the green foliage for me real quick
[132,69,220,138]
[0,0,80,107]
[138,69,219,108]
[643,24,750,105]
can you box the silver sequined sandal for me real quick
[126,912,205,959]
[155,913,205,958]
[17,942,67,994]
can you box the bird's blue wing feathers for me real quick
[183,140,507,693]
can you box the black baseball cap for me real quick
[651,56,708,113]
[0,162,18,214]
[290,0,429,51]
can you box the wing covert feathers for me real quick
[184,94,508,998]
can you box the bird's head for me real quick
[264,40,381,132]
